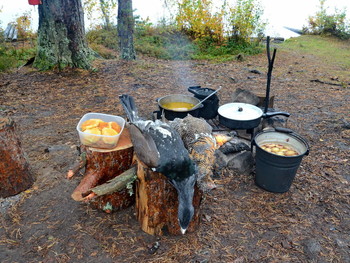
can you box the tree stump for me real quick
[0,117,35,198]
[135,158,203,236]
[71,128,135,212]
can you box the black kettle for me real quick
[188,86,219,119]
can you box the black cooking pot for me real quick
[218,103,290,130]
[155,94,203,121]
[253,128,310,192]
[188,86,219,119]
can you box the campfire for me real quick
[68,36,308,236]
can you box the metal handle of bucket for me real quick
[274,127,310,156]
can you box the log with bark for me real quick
[0,117,35,197]
[135,157,203,236]
[71,128,135,212]
[82,166,137,198]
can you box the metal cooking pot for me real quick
[253,128,310,192]
[218,103,290,130]
[188,86,219,119]
[155,94,203,121]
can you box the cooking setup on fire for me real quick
[73,37,310,235]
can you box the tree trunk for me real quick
[72,128,135,212]
[0,117,35,198]
[117,0,136,60]
[100,0,112,30]
[34,0,93,70]
[135,157,203,236]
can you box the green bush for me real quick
[193,37,262,61]
[134,19,197,59]
[85,15,263,61]
[304,0,350,40]
[0,44,36,72]
[86,27,119,50]
[0,55,16,71]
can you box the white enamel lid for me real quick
[218,103,263,120]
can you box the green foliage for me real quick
[86,27,119,50]
[89,43,117,59]
[227,0,266,45]
[0,44,36,72]
[304,0,350,40]
[193,37,262,61]
[84,1,264,61]
[134,18,197,59]
[85,13,263,61]
[0,48,16,72]
[16,11,35,39]
[175,0,224,44]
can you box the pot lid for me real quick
[218,103,263,120]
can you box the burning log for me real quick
[135,157,203,236]
[0,117,35,198]
[71,128,135,212]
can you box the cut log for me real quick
[135,158,203,236]
[71,128,135,212]
[0,117,35,197]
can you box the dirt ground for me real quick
[0,43,349,263]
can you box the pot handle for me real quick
[274,127,294,133]
[263,111,290,118]
[152,110,161,121]
[274,127,310,156]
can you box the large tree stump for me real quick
[135,158,203,236]
[0,117,35,198]
[71,128,134,212]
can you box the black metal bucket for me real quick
[253,129,309,193]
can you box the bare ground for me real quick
[0,44,349,263]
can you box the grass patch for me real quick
[281,35,350,69]
[0,44,36,72]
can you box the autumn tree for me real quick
[172,0,265,46]
[34,0,93,70]
[175,0,224,44]
[16,11,35,40]
[117,0,136,60]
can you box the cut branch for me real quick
[82,166,137,197]
[67,152,87,179]
[310,79,349,87]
